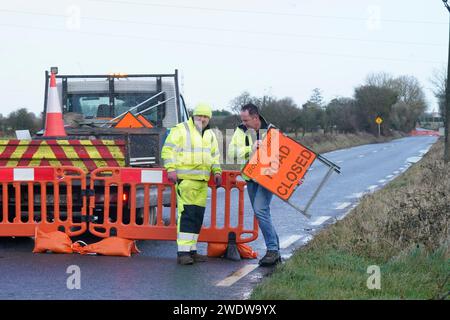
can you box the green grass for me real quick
[250,139,449,300]
[251,247,449,300]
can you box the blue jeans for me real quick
[246,180,279,252]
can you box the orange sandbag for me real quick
[207,243,227,257]
[72,237,140,257]
[207,242,257,259]
[237,243,258,259]
[33,228,73,254]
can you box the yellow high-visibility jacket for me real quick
[161,118,222,181]
[228,116,272,180]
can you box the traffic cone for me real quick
[43,72,66,137]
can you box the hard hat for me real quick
[193,103,212,118]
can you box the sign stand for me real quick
[287,156,340,219]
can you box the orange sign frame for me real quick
[242,128,317,201]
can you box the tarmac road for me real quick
[0,135,437,299]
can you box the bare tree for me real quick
[261,97,301,133]
[228,91,261,114]
[430,68,449,161]
[365,73,427,133]
[430,69,446,116]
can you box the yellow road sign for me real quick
[375,117,383,125]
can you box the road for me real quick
[0,135,437,299]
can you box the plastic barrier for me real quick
[410,129,440,137]
[88,168,258,244]
[0,166,87,237]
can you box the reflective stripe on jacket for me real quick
[161,118,222,181]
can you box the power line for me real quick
[0,9,445,48]
[88,0,448,25]
[0,22,445,65]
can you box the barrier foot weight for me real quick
[224,232,241,261]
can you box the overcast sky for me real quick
[0,0,448,116]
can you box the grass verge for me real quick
[250,139,449,300]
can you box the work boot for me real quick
[177,253,194,265]
[190,251,208,262]
[258,250,281,267]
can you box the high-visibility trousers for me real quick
[176,179,208,253]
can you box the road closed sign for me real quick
[242,128,317,201]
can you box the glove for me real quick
[167,171,177,184]
[214,173,222,187]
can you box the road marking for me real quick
[393,171,400,174]
[281,253,293,260]
[358,155,365,158]
[280,235,302,249]
[346,192,364,199]
[216,264,259,287]
[334,202,351,210]
[372,150,378,153]
[336,160,343,164]
[406,156,422,163]
[386,175,394,179]
[310,216,332,226]
[378,179,386,183]
[367,185,378,191]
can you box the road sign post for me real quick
[375,117,383,137]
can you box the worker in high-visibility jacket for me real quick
[161,103,222,265]
[228,103,281,267]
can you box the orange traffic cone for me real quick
[43,72,66,137]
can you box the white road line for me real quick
[280,235,303,249]
[338,207,355,220]
[406,156,422,163]
[386,175,394,179]
[281,253,293,260]
[336,160,343,164]
[334,202,351,210]
[310,216,332,226]
[216,264,259,287]
[378,179,386,183]
[358,155,365,158]
[372,150,378,153]
[393,171,400,174]
[346,192,364,199]
[367,185,378,191]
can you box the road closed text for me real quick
[243,128,316,200]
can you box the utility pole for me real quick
[443,0,450,162]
